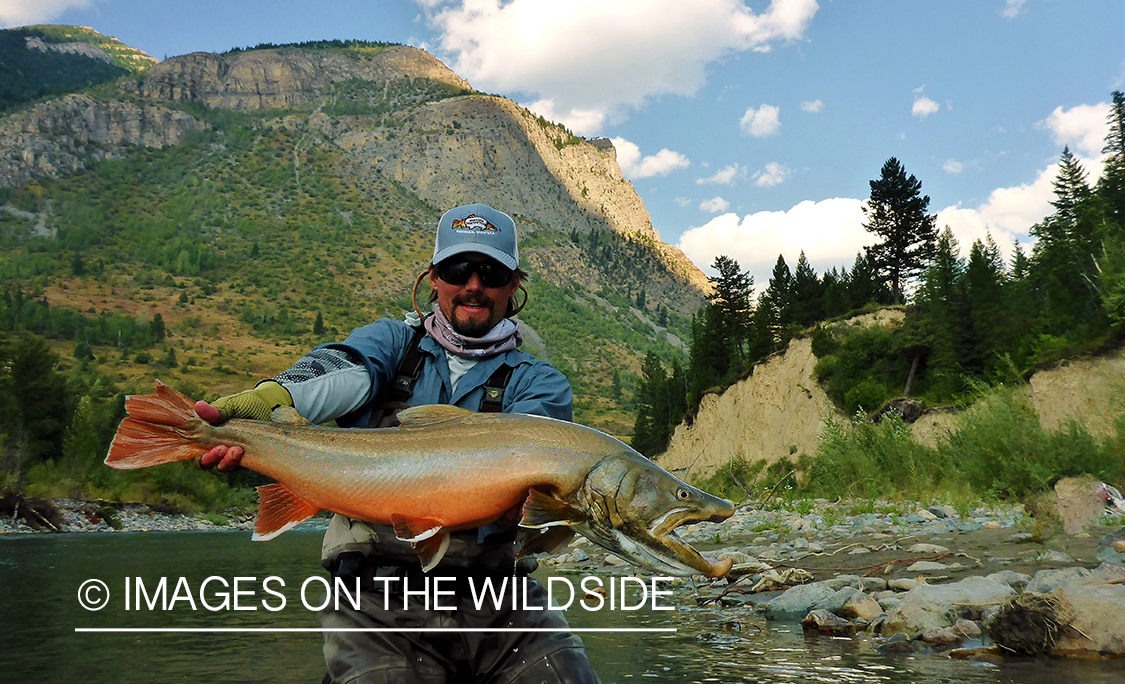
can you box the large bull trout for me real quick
[106,382,735,577]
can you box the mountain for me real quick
[0,25,156,112]
[0,34,707,436]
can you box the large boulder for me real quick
[1051,563,1125,657]
[764,582,835,621]
[880,576,1015,636]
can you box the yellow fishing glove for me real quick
[211,380,294,422]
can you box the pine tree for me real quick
[913,228,967,398]
[789,251,823,327]
[963,235,1007,374]
[314,311,325,336]
[757,255,793,354]
[1049,146,1093,226]
[707,255,753,366]
[862,157,938,304]
[1098,90,1125,225]
[631,352,672,457]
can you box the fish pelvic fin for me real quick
[251,483,320,541]
[391,514,444,543]
[413,531,451,573]
[516,527,576,559]
[519,489,587,529]
[104,381,207,470]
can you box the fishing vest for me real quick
[366,325,515,428]
[322,325,519,571]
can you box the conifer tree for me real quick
[963,235,1007,374]
[1098,90,1125,225]
[862,158,938,304]
[631,352,672,457]
[789,251,823,327]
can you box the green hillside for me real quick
[0,25,155,112]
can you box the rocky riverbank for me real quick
[5,487,1124,659]
[539,492,1125,660]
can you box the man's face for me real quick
[429,253,520,337]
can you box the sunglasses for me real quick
[435,258,514,288]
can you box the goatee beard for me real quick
[450,296,495,337]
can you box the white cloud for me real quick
[1037,102,1113,157]
[1001,0,1028,19]
[696,163,745,185]
[526,99,607,137]
[425,0,819,135]
[740,103,781,137]
[937,152,1106,261]
[609,137,690,179]
[943,159,964,174]
[754,162,791,187]
[799,99,824,113]
[0,0,91,26]
[674,197,692,207]
[677,198,868,284]
[700,196,730,213]
[912,96,940,118]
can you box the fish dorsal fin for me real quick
[271,406,312,425]
[519,489,587,529]
[397,404,475,427]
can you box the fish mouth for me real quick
[646,504,735,578]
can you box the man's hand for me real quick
[194,381,293,473]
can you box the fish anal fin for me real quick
[413,531,451,573]
[516,527,576,559]
[519,489,586,529]
[391,514,444,543]
[271,405,311,425]
[252,483,320,541]
[396,404,474,427]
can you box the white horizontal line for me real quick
[75,627,676,634]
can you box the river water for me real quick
[2,530,1121,683]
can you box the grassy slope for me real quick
[0,68,691,437]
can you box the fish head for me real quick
[576,455,736,578]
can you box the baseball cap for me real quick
[432,203,519,270]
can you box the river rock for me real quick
[1038,550,1073,563]
[765,581,835,621]
[879,576,1015,637]
[839,592,883,621]
[1050,563,1125,657]
[906,561,949,572]
[907,543,950,554]
[1024,567,1091,594]
[986,570,1031,590]
[811,586,862,615]
[927,505,959,519]
[888,577,924,591]
[802,609,862,636]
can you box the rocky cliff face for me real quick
[122,46,470,111]
[0,94,206,187]
[0,43,709,304]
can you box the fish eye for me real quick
[676,488,691,501]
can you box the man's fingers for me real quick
[195,400,221,424]
[217,447,244,473]
[196,445,227,470]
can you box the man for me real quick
[196,203,600,683]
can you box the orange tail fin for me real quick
[105,381,209,470]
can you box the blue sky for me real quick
[4,0,1124,284]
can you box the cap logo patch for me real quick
[452,214,498,233]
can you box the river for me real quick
[1,530,1121,683]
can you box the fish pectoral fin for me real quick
[251,483,320,541]
[270,406,311,425]
[519,489,587,529]
[516,527,576,559]
[412,530,451,573]
[391,514,444,543]
[396,404,474,427]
